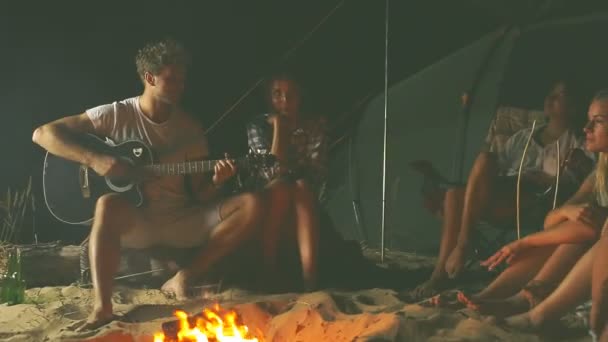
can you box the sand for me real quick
[0,249,593,342]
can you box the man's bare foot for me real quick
[76,307,115,332]
[162,271,189,300]
[458,292,530,317]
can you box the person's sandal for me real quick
[420,290,467,309]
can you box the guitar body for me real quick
[43,134,153,225]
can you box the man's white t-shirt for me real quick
[86,96,208,212]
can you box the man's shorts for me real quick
[121,196,227,249]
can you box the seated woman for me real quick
[245,71,328,291]
[589,95,608,341]
[413,78,594,299]
[591,219,608,340]
[459,90,608,330]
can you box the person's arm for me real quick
[186,125,235,203]
[32,113,120,176]
[246,116,272,154]
[544,172,596,227]
[482,219,599,270]
[246,116,281,180]
[305,117,329,180]
[519,219,597,247]
[269,115,290,165]
[187,158,235,203]
[482,187,602,270]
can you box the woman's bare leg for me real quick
[412,187,464,299]
[261,180,293,277]
[591,235,608,337]
[293,180,320,290]
[473,246,555,300]
[464,243,587,316]
[445,152,500,278]
[503,243,596,330]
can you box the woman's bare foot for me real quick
[445,246,467,279]
[162,270,189,300]
[411,275,450,301]
[503,312,542,332]
[303,274,317,293]
[458,292,531,317]
[76,306,116,332]
[456,291,481,306]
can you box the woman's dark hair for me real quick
[548,74,589,133]
[262,69,314,115]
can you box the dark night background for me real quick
[2,0,607,245]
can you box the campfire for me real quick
[154,303,261,342]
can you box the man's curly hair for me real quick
[135,38,191,83]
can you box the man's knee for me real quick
[94,194,134,230]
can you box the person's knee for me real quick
[268,180,293,205]
[294,180,315,202]
[445,187,464,202]
[94,194,133,232]
[476,151,497,164]
[239,192,264,223]
[470,151,498,175]
[95,194,130,218]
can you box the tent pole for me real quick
[348,135,368,245]
[380,0,390,263]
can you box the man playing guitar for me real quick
[32,38,265,330]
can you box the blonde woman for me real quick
[474,90,608,332]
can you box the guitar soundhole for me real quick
[104,156,136,193]
[108,177,130,188]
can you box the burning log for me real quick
[156,304,260,342]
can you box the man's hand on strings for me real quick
[91,155,133,179]
[212,153,237,186]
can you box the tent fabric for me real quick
[324,12,608,254]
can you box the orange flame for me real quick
[154,304,259,342]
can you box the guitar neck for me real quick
[144,159,238,176]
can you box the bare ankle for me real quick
[94,300,112,311]
[430,270,448,281]
[527,309,545,327]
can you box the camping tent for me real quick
[324,11,608,254]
